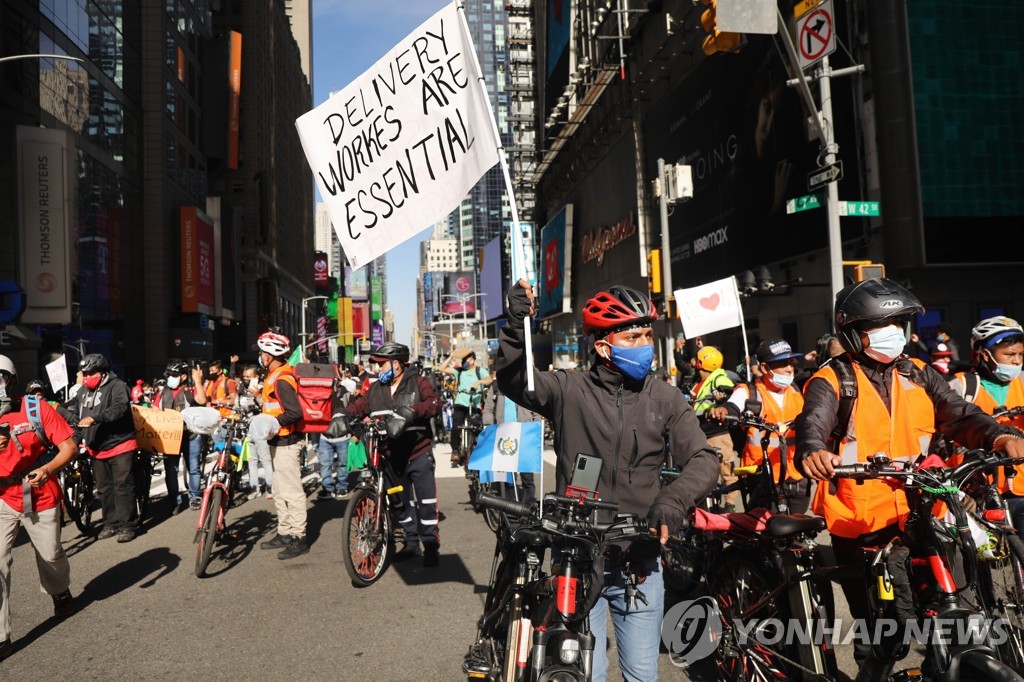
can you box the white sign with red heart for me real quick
[675,276,744,338]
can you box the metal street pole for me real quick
[657,158,675,378]
[819,56,844,301]
[301,296,327,363]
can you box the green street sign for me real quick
[786,193,822,214]
[839,201,880,217]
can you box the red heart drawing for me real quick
[699,293,720,311]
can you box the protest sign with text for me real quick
[132,406,185,455]
[296,3,500,268]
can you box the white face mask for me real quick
[863,324,907,364]
[167,376,181,389]
[767,370,794,390]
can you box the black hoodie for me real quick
[496,325,720,529]
[73,372,136,452]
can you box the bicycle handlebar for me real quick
[476,493,537,519]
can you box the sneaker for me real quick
[96,526,116,540]
[0,638,12,661]
[170,499,185,516]
[316,488,333,500]
[248,489,264,500]
[423,544,439,567]
[334,490,350,500]
[278,536,309,560]
[189,498,202,511]
[260,533,294,550]
[52,589,77,618]
[394,542,422,561]
[116,528,136,543]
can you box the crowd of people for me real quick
[1,275,1023,677]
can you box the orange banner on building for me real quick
[228,31,242,170]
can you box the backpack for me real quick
[293,363,339,433]
[25,396,55,453]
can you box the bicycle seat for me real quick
[693,507,773,534]
[765,514,826,537]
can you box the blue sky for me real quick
[312,0,450,348]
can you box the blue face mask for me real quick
[863,324,907,364]
[608,344,655,383]
[377,363,395,385]
[993,362,1023,383]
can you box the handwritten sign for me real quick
[295,4,500,268]
[675,276,744,338]
[45,354,69,393]
[132,406,184,455]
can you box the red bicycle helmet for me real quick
[582,285,658,335]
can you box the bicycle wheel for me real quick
[195,487,222,577]
[341,488,393,587]
[710,554,791,682]
[481,483,503,534]
[983,533,1024,673]
[67,464,97,535]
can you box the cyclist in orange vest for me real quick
[796,278,1024,667]
[253,331,308,561]
[202,359,238,418]
[714,338,809,513]
[949,316,1024,538]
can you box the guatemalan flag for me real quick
[469,422,544,484]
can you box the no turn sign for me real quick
[796,0,835,70]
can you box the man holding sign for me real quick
[497,282,719,682]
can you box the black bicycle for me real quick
[60,443,96,534]
[340,411,407,587]
[833,451,1024,682]
[463,492,653,681]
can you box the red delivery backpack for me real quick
[293,363,338,433]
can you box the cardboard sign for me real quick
[132,406,184,455]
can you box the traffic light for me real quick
[855,263,885,281]
[647,249,662,295]
[700,0,742,56]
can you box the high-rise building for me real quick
[315,202,343,281]
[282,0,313,92]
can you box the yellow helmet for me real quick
[696,346,724,372]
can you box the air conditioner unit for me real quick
[667,165,693,203]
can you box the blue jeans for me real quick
[317,437,349,493]
[589,556,665,682]
[1008,497,1024,543]
[186,434,203,501]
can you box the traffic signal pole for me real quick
[776,9,863,302]
[657,157,675,378]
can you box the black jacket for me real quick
[73,373,136,453]
[496,325,719,528]
[796,356,1018,465]
[347,367,441,467]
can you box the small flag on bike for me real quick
[469,422,543,475]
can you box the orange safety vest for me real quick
[953,372,1024,494]
[261,364,297,437]
[204,375,237,418]
[740,381,804,482]
[809,358,936,539]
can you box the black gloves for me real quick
[647,503,688,536]
[385,405,416,439]
[505,282,534,330]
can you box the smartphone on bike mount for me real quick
[566,453,603,500]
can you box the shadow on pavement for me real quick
[392,551,476,587]
[202,507,277,578]
[305,496,346,546]
[80,546,181,604]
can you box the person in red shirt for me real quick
[0,355,79,660]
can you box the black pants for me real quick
[451,405,469,458]
[830,524,903,665]
[93,450,137,532]
[395,453,439,548]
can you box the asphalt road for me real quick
[3,444,924,680]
